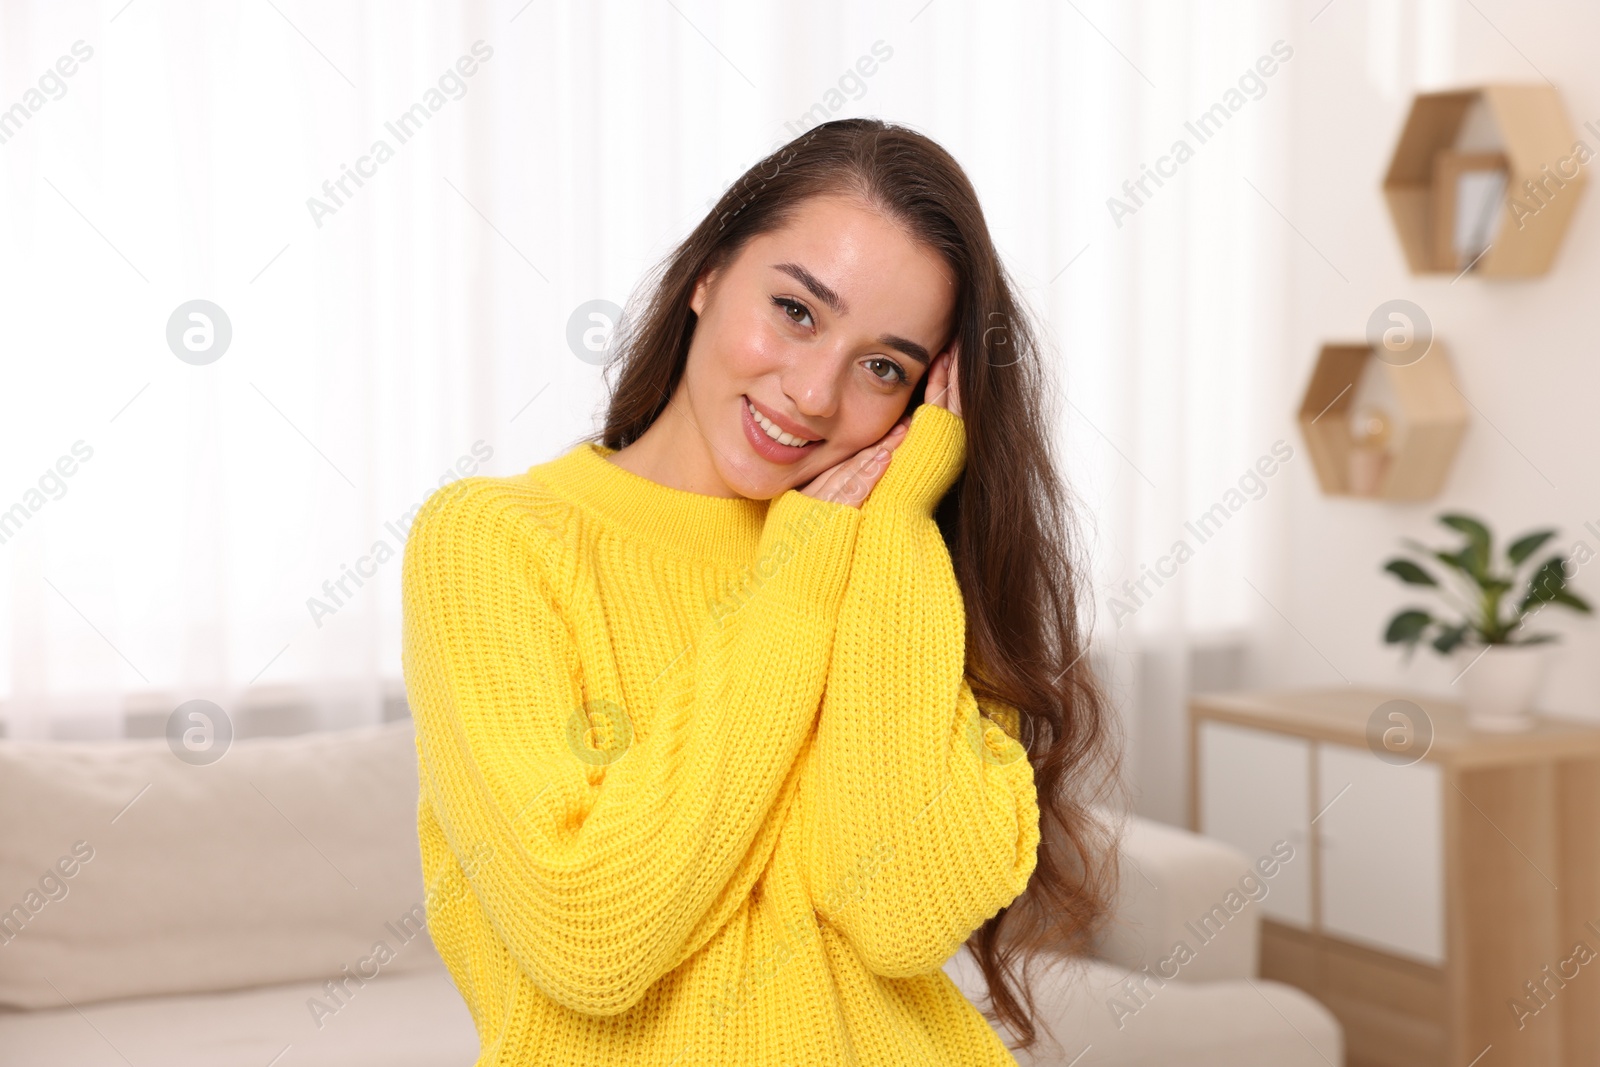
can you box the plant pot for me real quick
[1453,642,1548,732]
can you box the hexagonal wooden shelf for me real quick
[1383,84,1587,277]
[1296,340,1468,500]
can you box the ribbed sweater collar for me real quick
[533,439,769,565]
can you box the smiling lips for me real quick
[744,396,821,448]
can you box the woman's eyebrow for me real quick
[772,262,846,315]
[770,262,931,367]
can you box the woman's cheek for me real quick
[730,323,786,377]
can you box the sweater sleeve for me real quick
[795,402,1041,977]
[402,476,860,1017]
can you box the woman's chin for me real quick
[709,454,788,503]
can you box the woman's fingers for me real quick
[798,417,911,508]
[925,341,961,417]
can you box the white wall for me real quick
[1260,0,1600,719]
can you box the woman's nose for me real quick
[782,349,846,421]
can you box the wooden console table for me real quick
[1189,686,1600,1067]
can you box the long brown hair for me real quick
[596,117,1125,1053]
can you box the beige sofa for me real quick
[948,815,1343,1066]
[0,718,1341,1065]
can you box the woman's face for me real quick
[672,193,957,500]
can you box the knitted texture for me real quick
[401,401,1041,1065]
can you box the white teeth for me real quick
[747,398,816,447]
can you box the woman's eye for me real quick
[866,357,910,386]
[772,296,813,329]
[770,296,907,388]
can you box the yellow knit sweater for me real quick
[401,401,1040,1065]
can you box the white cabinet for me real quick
[1196,720,1311,926]
[1191,686,1600,1067]
[1316,742,1444,964]
[1197,719,1443,965]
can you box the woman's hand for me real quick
[797,415,912,509]
[924,338,962,418]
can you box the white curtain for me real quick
[0,0,1295,826]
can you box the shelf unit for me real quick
[1383,84,1587,277]
[1296,340,1468,501]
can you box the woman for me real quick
[402,117,1122,1065]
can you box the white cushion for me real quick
[1091,815,1262,983]
[0,719,435,1009]
[0,950,477,1066]
[943,945,1343,1067]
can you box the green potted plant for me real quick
[1381,512,1590,732]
